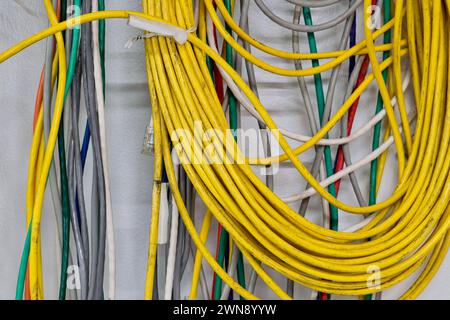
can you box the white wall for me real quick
[0,0,448,300]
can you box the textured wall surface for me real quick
[0,0,448,299]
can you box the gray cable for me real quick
[339,55,369,206]
[180,180,194,276]
[153,261,159,299]
[294,4,367,219]
[188,245,210,300]
[254,0,363,32]
[186,185,210,300]
[68,130,89,299]
[219,243,240,299]
[291,6,329,221]
[72,57,90,299]
[67,53,88,299]
[311,8,366,207]
[285,0,341,8]
[289,2,368,296]
[42,1,80,299]
[288,4,333,295]
[90,158,100,297]
[167,168,209,300]
[69,47,91,296]
[172,168,187,300]
[81,0,107,299]
[157,244,167,299]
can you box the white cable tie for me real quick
[126,15,195,49]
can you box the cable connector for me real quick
[141,117,154,156]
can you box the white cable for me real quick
[92,0,116,300]
[205,14,412,148]
[282,110,417,203]
[343,213,377,232]
[164,150,180,300]
[158,183,170,244]
[319,161,330,229]
[282,137,393,202]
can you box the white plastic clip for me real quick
[127,15,195,48]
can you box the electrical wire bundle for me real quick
[7,0,115,300]
[0,0,449,300]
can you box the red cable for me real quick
[33,68,46,131]
[24,66,46,301]
[333,56,370,193]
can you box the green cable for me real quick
[15,220,32,300]
[236,251,246,299]
[214,0,246,300]
[365,0,391,301]
[214,230,229,300]
[98,0,106,300]
[369,0,391,206]
[61,0,67,36]
[56,88,70,300]
[57,0,82,300]
[302,7,339,231]
[206,55,215,79]
[303,6,336,300]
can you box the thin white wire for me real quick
[164,150,180,300]
[92,0,115,300]
[343,213,377,232]
[281,93,414,203]
[205,14,412,148]
[281,136,394,202]
[318,162,331,228]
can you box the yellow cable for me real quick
[189,209,212,300]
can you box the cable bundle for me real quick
[142,0,450,300]
[0,0,449,300]
[6,0,114,300]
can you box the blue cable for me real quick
[349,13,357,76]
